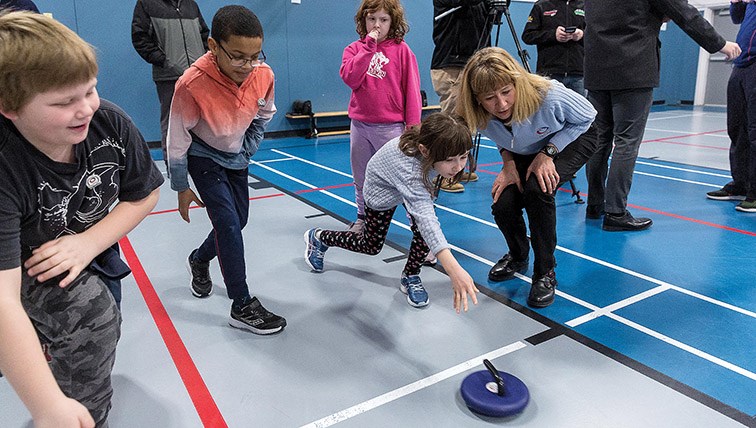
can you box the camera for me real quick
[485,0,510,12]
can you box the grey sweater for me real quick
[364,138,449,255]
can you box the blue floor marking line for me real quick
[250,151,756,385]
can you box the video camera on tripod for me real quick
[485,0,510,14]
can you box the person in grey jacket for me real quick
[583,0,740,231]
[131,0,208,163]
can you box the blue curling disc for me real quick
[461,370,529,417]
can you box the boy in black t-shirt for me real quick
[0,11,163,427]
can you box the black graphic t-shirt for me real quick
[0,99,164,270]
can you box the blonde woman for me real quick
[456,47,598,308]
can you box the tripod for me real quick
[471,0,584,204]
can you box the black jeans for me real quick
[492,125,598,277]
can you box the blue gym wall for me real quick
[31,1,701,142]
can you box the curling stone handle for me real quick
[482,359,506,396]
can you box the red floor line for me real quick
[148,193,285,216]
[642,129,727,143]
[472,169,753,236]
[120,237,228,428]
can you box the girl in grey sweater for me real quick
[305,113,479,313]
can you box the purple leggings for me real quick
[319,206,429,276]
[349,120,404,217]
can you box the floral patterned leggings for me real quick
[319,206,430,277]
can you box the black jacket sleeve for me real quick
[650,0,726,53]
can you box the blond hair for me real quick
[0,11,97,111]
[456,47,551,132]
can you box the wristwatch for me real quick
[540,144,558,158]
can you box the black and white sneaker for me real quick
[187,250,212,298]
[229,297,286,335]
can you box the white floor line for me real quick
[256,156,296,164]
[634,160,732,178]
[604,312,756,382]
[271,148,354,178]
[253,149,756,382]
[633,171,722,187]
[299,341,528,428]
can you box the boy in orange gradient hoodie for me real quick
[167,5,286,335]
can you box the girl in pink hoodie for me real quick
[340,0,422,233]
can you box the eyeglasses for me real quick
[218,43,266,68]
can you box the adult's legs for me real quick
[155,80,177,165]
[552,74,585,97]
[430,67,463,114]
[601,88,653,214]
[349,120,404,218]
[23,270,121,427]
[586,90,614,209]
[727,65,756,199]
[188,156,251,301]
[490,160,530,263]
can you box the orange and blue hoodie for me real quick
[167,51,276,191]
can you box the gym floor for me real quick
[1,105,754,427]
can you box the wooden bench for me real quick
[285,105,442,138]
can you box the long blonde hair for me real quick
[456,47,550,132]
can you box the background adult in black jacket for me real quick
[431,0,492,192]
[583,0,740,231]
[522,0,585,96]
[131,0,209,163]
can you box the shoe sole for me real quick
[303,230,324,272]
[440,187,464,193]
[400,284,429,307]
[706,195,746,201]
[735,206,756,213]
[602,223,652,232]
[228,318,284,335]
[487,264,528,282]
[527,298,555,308]
[185,258,212,298]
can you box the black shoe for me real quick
[187,250,212,298]
[488,253,528,282]
[602,210,652,232]
[585,204,605,219]
[230,297,286,335]
[527,270,557,308]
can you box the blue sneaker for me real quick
[400,274,429,307]
[304,228,328,272]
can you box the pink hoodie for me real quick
[340,37,421,126]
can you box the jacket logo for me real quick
[536,126,549,135]
[367,52,389,79]
[543,10,557,17]
[258,98,266,107]
[575,9,585,16]
[527,15,534,23]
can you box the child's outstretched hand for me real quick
[178,189,204,223]
[437,248,479,313]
